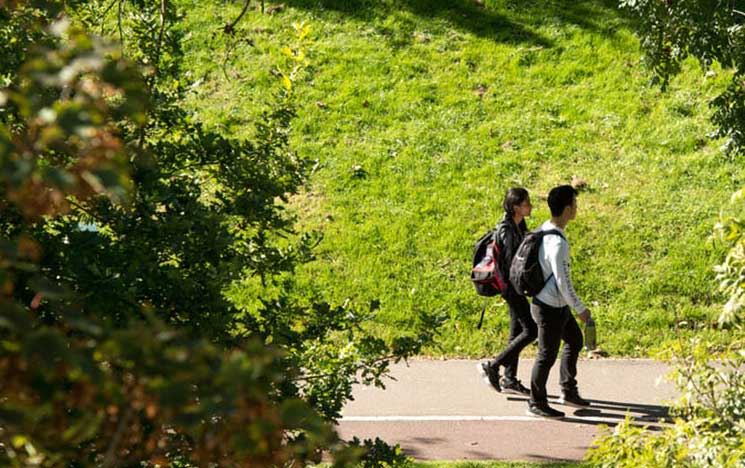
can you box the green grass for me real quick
[182,0,745,357]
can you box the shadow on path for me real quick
[585,398,671,421]
[397,437,446,458]
[523,454,580,464]
[507,395,671,428]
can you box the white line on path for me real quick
[341,415,630,424]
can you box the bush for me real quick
[588,190,745,467]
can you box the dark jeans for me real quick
[529,300,583,405]
[491,291,537,382]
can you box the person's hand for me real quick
[577,309,591,323]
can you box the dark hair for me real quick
[502,187,530,217]
[548,185,578,217]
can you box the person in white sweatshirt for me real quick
[527,185,593,419]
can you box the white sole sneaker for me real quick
[557,396,591,408]
[525,408,564,419]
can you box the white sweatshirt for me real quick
[534,221,588,314]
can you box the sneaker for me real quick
[526,403,565,419]
[500,378,530,396]
[477,362,501,392]
[558,390,591,408]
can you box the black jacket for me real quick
[496,213,527,296]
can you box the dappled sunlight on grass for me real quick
[183,0,743,357]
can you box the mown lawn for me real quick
[182,0,745,357]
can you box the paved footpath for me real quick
[337,359,676,462]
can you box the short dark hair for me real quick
[502,187,529,217]
[548,185,578,217]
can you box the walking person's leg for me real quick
[558,309,582,392]
[528,301,565,418]
[480,294,536,394]
[498,295,536,394]
[557,311,590,407]
[500,300,523,379]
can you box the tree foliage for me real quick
[620,0,745,156]
[714,189,745,326]
[0,0,434,465]
[588,2,745,466]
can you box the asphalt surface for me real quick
[337,358,676,462]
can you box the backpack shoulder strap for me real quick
[534,229,565,286]
[539,229,566,241]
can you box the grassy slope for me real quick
[183,0,744,357]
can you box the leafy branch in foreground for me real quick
[1,1,438,465]
[0,6,348,466]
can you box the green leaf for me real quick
[0,302,31,333]
[43,166,76,189]
[23,328,70,364]
[280,398,323,432]
[62,412,104,443]
[28,275,67,300]
[66,316,103,336]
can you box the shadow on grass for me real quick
[276,0,634,47]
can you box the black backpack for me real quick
[509,228,564,296]
[470,229,507,297]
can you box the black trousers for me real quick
[491,291,537,381]
[529,300,583,405]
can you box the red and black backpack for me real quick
[470,229,507,297]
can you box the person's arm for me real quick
[546,237,588,314]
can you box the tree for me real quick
[0,0,435,465]
[620,0,745,156]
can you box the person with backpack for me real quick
[477,187,537,395]
[525,185,593,419]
